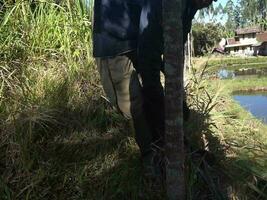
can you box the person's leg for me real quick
[138,0,165,146]
[95,54,153,157]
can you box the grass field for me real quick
[206,76,267,199]
[188,58,267,199]
[1,1,267,199]
[201,55,267,74]
[206,56,267,67]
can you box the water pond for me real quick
[218,67,267,79]
[233,92,267,124]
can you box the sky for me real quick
[214,0,228,7]
[198,0,229,24]
[201,0,241,24]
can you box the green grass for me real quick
[204,56,267,74]
[0,1,167,199]
[191,57,267,199]
[218,77,267,92]
[1,1,267,199]
[190,67,267,199]
[207,57,267,67]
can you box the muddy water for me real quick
[233,92,267,124]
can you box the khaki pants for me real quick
[95,52,153,156]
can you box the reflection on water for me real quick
[233,92,267,124]
[218,69,235,79]
[218,67,267,79]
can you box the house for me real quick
[225,26,262,56]
[253,32,267,56]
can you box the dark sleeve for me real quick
[138,0,163,65]
[94,0,141,40]
[93,0,142,57]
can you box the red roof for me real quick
[257,32,267,42]
[227,38,240,45]
[236,26,262,35]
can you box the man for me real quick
[93,0,153,161]
[93,0,214,177]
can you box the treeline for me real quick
[225,0,267,31]
[199,0,267,33]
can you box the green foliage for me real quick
[0,1,109,199]
[224,0,235,29]
[0,1,167,199]
[197,2,224,22]
[199,0,267,33]
[186,61,267,199]
[192,23,227,56]
[224,0,267,31]
[207,57,267,67]
[239,0,267,26]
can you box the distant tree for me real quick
[237,0,266,26]
[192,22,226,56]
[197,0,267,42]
[225,0,237,30]
[198,4,214,21]
[198,2,224,22]
[234,2,243,28]
[256,0,267,30]
[240,0,257,24]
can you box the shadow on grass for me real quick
[41,134,123,165]
[2,83,266,199]
[184,109,230,200]
[1,97,226,199]
[33,107,166,200]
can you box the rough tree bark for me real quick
[163,0,186,199]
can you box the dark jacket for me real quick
[93,0,142,57]
[93,0,198,58]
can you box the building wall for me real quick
[238,33,257,44]
[226,33,257,56]
[228,46,254,56]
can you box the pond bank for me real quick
[190,58,267,199]
[201,56,267,78]
[232,86,267,93]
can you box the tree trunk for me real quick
[163,0,186,199]
[184,33,191,85]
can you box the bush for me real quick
[192,22,227,56]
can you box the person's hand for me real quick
[192,0,215,9]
